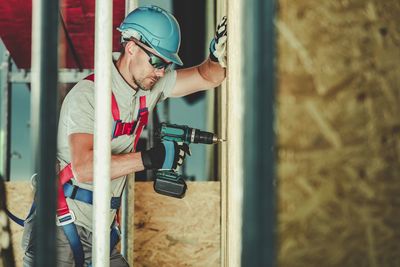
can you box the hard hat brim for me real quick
[150,45,183,66]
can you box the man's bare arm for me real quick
[170,16,227,98]
[170,58,226,97]
[69,133,145,183]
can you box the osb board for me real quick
[5,182,33,267]
[1,179,16,267]
[133,181,220,267]
[6,181,220,267]
[276,1,400,267]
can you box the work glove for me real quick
[209,16,227,68]
[141,141,191,170]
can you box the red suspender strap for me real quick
[111,94,120,121]
[85,74,120,121]
[83,74,149,145]
[139,95,146,109]
[57,164,74,215]
[59,164,74,184]
[85,74,95,82]
[133,96,149,150]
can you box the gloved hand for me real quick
[141,141,191,170]
[209,16,227,68]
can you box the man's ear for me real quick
[125,41,137,55]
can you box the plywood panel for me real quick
[276,1,400,266]
[5,182,33,267]
[133,181,220,267]
[1,179,16,267]
[6,181,220,267]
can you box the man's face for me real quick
[129,41,172,91]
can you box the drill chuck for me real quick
[191,129,217,144]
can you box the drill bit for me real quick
[212,136,226,143]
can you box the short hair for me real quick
[119,41,128,54]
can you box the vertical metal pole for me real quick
[241,0,276,266]
[205,0,215,180]
[93,0,113,265]
[217,1,230,266]
[121,183,129,258]
[0,52,11,181]
[121,0,138,261]
[125,0,138,16]
[145,0,154,182]
[225,1,244,266]
[31,0,59,265]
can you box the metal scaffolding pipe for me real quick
[241,0,276,266]
[225,1,244,266]
[125,0,138,16]
[92,0,113,265]
[0,52,11,181]
[30,0,59,265]
[121,1,138,261]
[121,180,129,258]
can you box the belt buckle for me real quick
[56,210,76,226]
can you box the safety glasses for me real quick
[135,41,172,70]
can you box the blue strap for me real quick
[110,225,120,255]
[6,202,36,227]
[161,141,175,169]
[63,182,121,209]
[62,222,85,267]
[60,214,121,267]
[61,183,122,265]
[5,208,25,226]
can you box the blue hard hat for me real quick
[118,5,183,66]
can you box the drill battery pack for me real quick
[153,170,187,198]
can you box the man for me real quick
[22,5,227,267]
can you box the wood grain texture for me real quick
[6,181,220,267]
[276,1,400,266]
[1,178,16,267]
[133,181,220,267]
[5,182,33,267]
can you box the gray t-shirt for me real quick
[57,52,176,230]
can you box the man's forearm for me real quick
[111,152,145,179]
[198,58,226,86]
[72,151,145,183]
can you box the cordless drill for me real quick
[153,122,224,198]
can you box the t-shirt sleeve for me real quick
[64,82,95,135]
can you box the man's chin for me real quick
[137,82,153,91]
[139,85,153,91]
[138,81,156,91]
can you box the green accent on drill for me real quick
[160,123,190,143]
[163,127,185,138]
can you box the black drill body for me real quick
[153,123,222,198]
